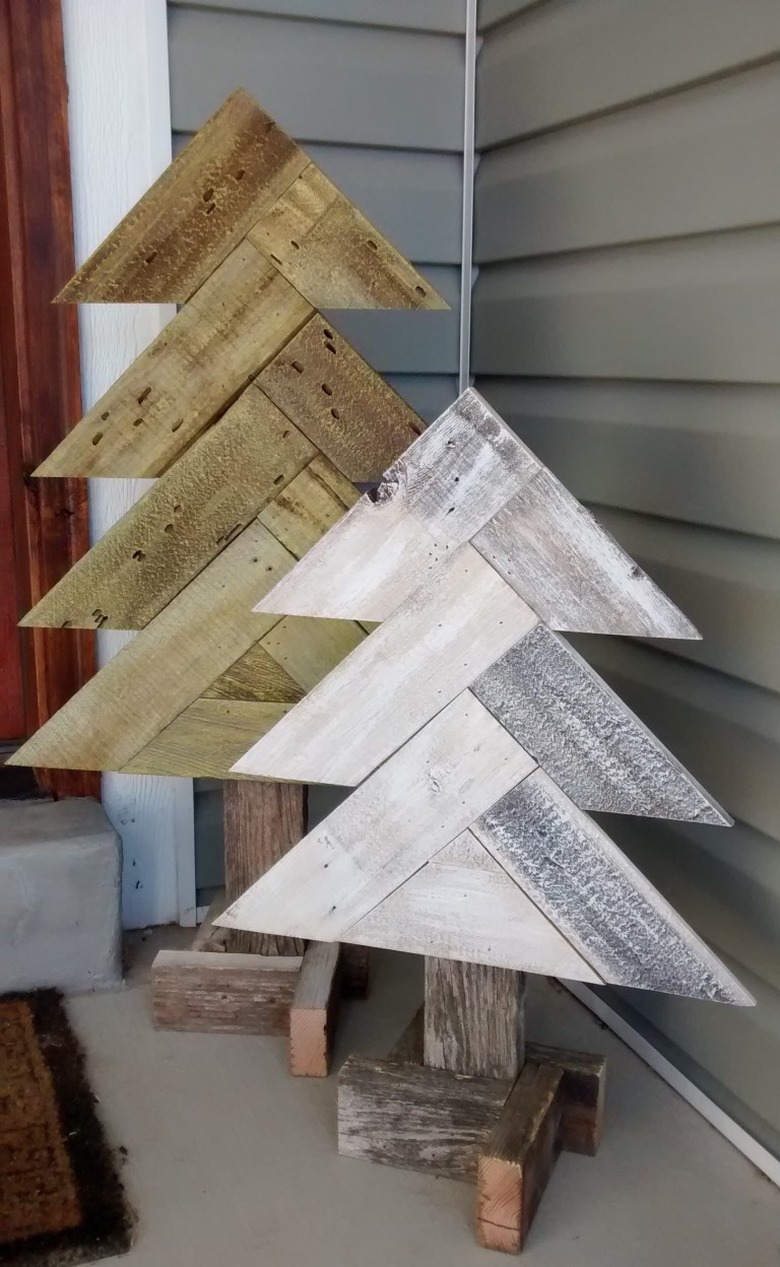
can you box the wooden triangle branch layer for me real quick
[11,91,445,780]
[219,389,751,1007]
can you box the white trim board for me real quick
[61,0,196,929]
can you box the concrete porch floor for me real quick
[67,931,780,1267]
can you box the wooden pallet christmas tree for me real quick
[213,388,752,1250]
[10,90,446,1071]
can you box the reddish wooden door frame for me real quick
[0,0,98,798]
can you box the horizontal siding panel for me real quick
[169,0,465,34]
[326,265,460,374]
[592,509,780,694]
[472,227,780,381]
[476,0,780,148]
[478,0,544,31]
[385,374,458,422]
[475,61,780,262]
[169,8,465,150]
[476,379,780,538]
[579,639,780,844]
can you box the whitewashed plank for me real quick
[472,624,730,824]
[253,388,540,620]
[235,546,538,785]
[216,691,537,942]
[472,771,752,1006]
[472,465,699,637]
[344,830,602,981]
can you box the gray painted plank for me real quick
[473,771,752,1005]
[476,61,780,262]
[169,8,465,150]
[472,228,780,382]
[477,0,780,148]
[472,623,729,824]
[170,0,466,34]
[475,378,780,540]
[472,463,699,638]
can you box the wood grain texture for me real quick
[424,958,526,1080]
[38,241,312,478]
[337,1056,511,1181]
[150,949,302,1034]
[224,780,306,956]
[9,521,293,772]
[472,623,731,824]
[236,545,538,784]
[247,162,447,310]
[257,313,423,480]
[473,771,753,1005]
[218,691,537,941]
[253,388,540,621]
[472,462,700,638]
[191,890,229,953]
[0,0,96,793]
[24,386,316,630]
[203,643,304,704]
[122,699,291,779]
[525,1043,606,1156]
[57,90,308,304]
[344,831,602,980]
[260,615,366,692]
[476,1063,564,1254]
[289,941,341,1077]
[258,454,359,559]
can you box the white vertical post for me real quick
[61,0,197,928]
[459,0,478,393]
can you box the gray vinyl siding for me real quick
[473,0,780,1158]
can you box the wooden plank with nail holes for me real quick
[24,386,316,630]
[38,241,312,479]
[247,163,447,311]
[258,455,360,559]
[121,699,292,779]
[58,90,308,304]
[234,545,538,785]
[217,691,537,942]
[257,313,423,480]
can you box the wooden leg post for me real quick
[151,781,370,1073]
[338,958,606,1253]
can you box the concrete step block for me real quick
[0,797,122,993]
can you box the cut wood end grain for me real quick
[288,941,342,1077]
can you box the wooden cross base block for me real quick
[338,960,605,1254]
[149,782,370,1076]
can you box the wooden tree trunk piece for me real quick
[223,780,306,955]
[424,958,526,1080]
[151,949,301,1034]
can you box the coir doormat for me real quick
[0,990,132,1265]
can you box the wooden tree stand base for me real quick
[338,960,605,1254]
[149,781,370,1076]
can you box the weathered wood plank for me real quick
[260,615,366,692]
[217,691,537,942]
[472,623,731,824]
[9,522,293,772]
[475,1063,564,1254]
[337,1056,511,1181]
[289,941,342,1077]
[525,1044,607,1156]
[24,386,316,630]
[150,949,302,1034]
[58,90,308,303]
[344,832,602,981]
[224,781,306,957]
[253,389,540,621]
[472,462,700,638]
[473,771,753,1005]
[38,241,312,478]
[247,162,447,311]
[203,643,304,704]
[191,890,229,953]
[258,454,359,560]
[121,699,291,779]
[424,959,526,1080]
[236,546,538,785]
[257,314,423,480]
